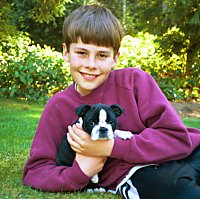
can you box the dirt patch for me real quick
[171,102,200,118]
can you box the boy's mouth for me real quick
[81,72,98,80]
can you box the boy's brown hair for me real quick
[63,4,122,55]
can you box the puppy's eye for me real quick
[89,120,95,125]
[108,120,114,124]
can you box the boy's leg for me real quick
[130,147,200,199]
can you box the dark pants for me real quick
[131,146,200,199]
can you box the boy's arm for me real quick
[110,70,200,164]
[22,98,91,192]
[23,157,90,191]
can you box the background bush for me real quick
[117,32,199,102]
[0,32,71,101]
[0,32,199,102]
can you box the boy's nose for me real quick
[87,56,97,69]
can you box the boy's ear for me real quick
[112,52,120,68]
[62,43,69,62]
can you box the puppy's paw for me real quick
[87,189,93,193]
[87,187,106,193]
[98,187,106,192]
[91,174,99,183]
[78,117,83,127]
[115,130,133,140]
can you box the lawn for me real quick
[0,97,199,198]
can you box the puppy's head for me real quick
[75,103,124,140]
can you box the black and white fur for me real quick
[56,103,132,183]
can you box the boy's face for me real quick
[63,37,119,96]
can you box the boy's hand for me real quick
[75,154,106,177]
[67,123,114,157]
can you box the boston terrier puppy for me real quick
[56,103,132,183]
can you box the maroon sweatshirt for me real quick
[23,68,200,191]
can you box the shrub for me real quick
[117,33,159,69]
[0,32,71,101]
[117,33,199,102]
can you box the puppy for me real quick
[56,103,132,183]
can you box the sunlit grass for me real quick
[0,97,199,198]
[182,117,200,129]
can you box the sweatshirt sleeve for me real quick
[22,96,90,191]
[110,69,199,164]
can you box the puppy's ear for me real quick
[75,104,91,117]
[110,104,124,117]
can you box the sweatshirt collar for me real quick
[67,73,112,104]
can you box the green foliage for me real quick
[117,33,199,102]
[0,32,33,63]
[155,27,200,101]
[128,0,200,70]
[118,33,159,69]
[13,0,72,24]
[0,32,71,101]
[0,0,17,40]
[9,0,88,51]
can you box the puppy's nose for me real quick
[99,127,108,133]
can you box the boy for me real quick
[23,4,200,199]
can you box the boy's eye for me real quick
[98,54,108,59]
[76,51,87,56]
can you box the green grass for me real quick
[0,97,199,198]
[182,117,200,129]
